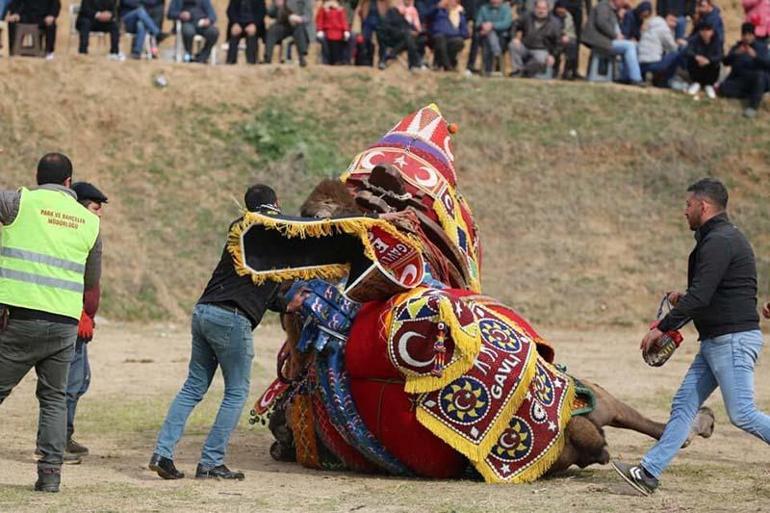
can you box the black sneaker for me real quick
[67,438,89,455]
[195,464,245,480]
[34,467,61,493]
[149,453,185,480]
[611,460,659,496]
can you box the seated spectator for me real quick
[76,0,121,58]
[742,0,770,43]
[509,0,561,77]
[168,0,219,63]
[684,20,722,97]
[553,0,578,79]
[426,0,469,70]
[638,13,683,85]
[263,0,314,67]
[355,0,389,66]
[582,0,644,85]
[691,0,723,44]
[225,0,265,64]
[316,0,351,65]
[475,0,513,76]
[719,22,770,118]
[122,0,169,59]
[621,0,651,41]
[6,0,60,59]
[656,0,694,39]
[378,0,424,70]
[143,0,167,33]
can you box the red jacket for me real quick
[316,4,349,41]
[743,0,770,38]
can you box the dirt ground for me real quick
[1,320,769,513]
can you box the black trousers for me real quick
[9,19,56,54]
[387,29,422,68]
[432,35,464,70]
[554,39,578,77]
[687,60,720,86]
[264,22,308,62]
[321,38,347,65]
[226,22,264,64]
[720,71,770,110]
[77,18,120,54]
[180,22,219,62]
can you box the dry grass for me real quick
[1,57,769,326]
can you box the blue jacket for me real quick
[167,0,217,22]
[621,2,651,41]
[427,6,469,38]
[475,2,512,32]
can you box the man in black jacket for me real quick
[684,20,722,97]
[613,178,769,496]
[508,0,561,77]
[75,0,121,57]
[719,22,770,119]
[6,0,60,58]
[149,184,294,481]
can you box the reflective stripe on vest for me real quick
[0,188,99,319]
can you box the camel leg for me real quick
[583,381,667,439]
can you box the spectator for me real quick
[378,0,424,70]
[582,0,644,85]
[553,0,578,79]
[638,13,683,85]
[355,0,389,65]
[316,0,351,65]
[509,0,561,77]
[142,0,167,33]
[168,0,219,63]
[621,0,651,41]
[75,0,121,59]
[475,0,513,76]
[263,0,314,67]
[691,0,723,45]
[719,22,770,118]
[684,20,722,97]
[742,0,770,43]
[225,0,266,64]
[6,0,60,59]
[121,0,169,59]
[462,0,486,74]
[427,0,469,70]
[656,0,694,39]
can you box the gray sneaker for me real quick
[744,107,758,119]
[611,460,659,496]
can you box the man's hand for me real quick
[695,54,709,66]
[198,17,211,27]
[316,30,325,39]
[512,37,522,49]
[482,21,493,33]
[666,290,683,306]
[762,301,770,320]
[641,328,664,353]
[44,15,55,25]
[8,13,20,22]
[288,13,303,25]
[676,38,687,46]
[96,11,112,22]
[78,311,95,342]
[746,45,757,58]
[546,54,555,67]
[561,34,569,44]
[180,11,191,21]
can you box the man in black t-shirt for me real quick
[149,184,296,481]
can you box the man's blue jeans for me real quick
[66,339,91,439]
[674,16,687,40]
[641,330,770,478]
[640,51,683,86]
[154,303,254,469]
[122,7,160,55]
[611,39,642,83]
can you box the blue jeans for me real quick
[641,330,770,478]
[122,7,160,54]
[640,51,683,86]
[66,339,91,439]
[611,39,642,83]
[154,303,254,468]
[0,0,8,20]
[674,16,687,40]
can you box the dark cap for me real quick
[742,22,756,35]
[72,182,108,204]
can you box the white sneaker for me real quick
[705,85,716,99]
[463,68,473,78]
[45,52,55,60]
[108,52,126,62]
[687,82,701,95]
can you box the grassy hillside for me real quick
[1,58,768,327]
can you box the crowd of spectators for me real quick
[1,0,770,115]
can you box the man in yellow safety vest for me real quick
[0,153,102,493]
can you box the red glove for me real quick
[77,311,95,342]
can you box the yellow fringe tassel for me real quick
[415,341,539,464]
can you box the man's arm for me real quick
[267,285,289,313]
[0,191,20,226]
[595,3,618,38]
[203,0,217,23]
[658,235,732,332]
[492,4,512,31]
[83,235,103,292]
